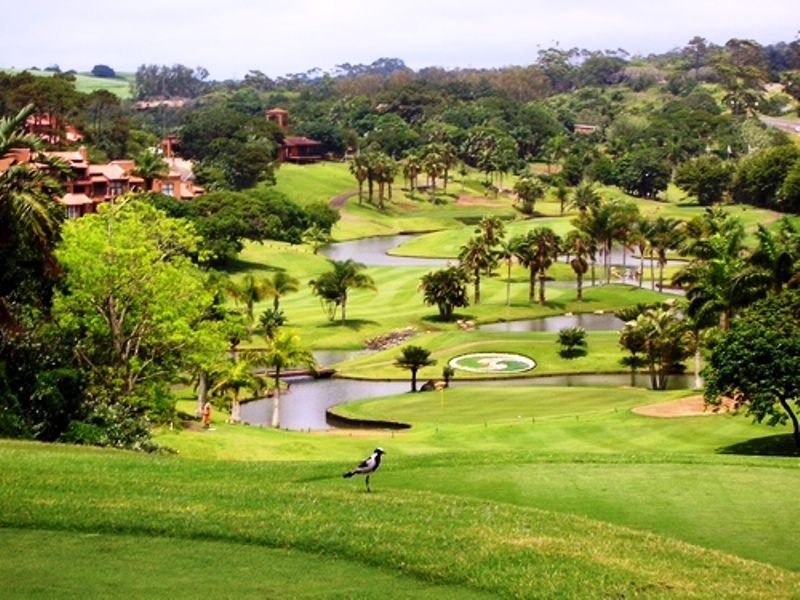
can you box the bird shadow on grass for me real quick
[716,434,800,457]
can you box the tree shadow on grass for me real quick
[224,258,285,275]
[717,434,800,457]
[421,312,477,324]
[321,319,378,331]
[559,348,587,359]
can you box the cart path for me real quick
[330,190,358,209]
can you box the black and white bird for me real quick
[343,447,385,492]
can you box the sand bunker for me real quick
[633,395,735,418]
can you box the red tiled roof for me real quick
[60,193,95,206]
[282,136,322,147]
[89,164,127,180]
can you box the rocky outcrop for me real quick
[364,326,417,351]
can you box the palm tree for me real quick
[259,307,285,340]
[619,320,647,386]
[422,150,444,196]
[459,236,494,305]
[573,204,611,286]
[513,175,545,216]
[210,356,265,423]
[132,148,168,191]
[741,223,798,295]
[528,227,562,305]
[510,233,537,303]
[264,271,299,311]
[554,180,569,216]
[544,134,569,174]
[438,142,458,194]
[309,259,376,323]
[419,266,469,321]
[609,199,640,275]
[649,217,684,292]
[301,225,331,254]
[259,329,316,428]
[403,153,421,192]
[227,274,271,333]
[569,180,600,214]
[673,226,751,331]
[631,218,653,288]
[497,239,516,306]
[349,155,369,204]
[1,103,69,330]
[621,306,689,390]
[394,345,436,392]
[476,216,506,248]
[564,230,591,301]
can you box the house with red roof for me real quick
[266,108,323,163]
[0,145,204,219]
[25,113,83,145]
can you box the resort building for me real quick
[0,145,203,219]
[266,107,323,163]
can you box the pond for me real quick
[320,234,450,267]
[480,313,625,333]
[240,372,695,430]
[320,234,685,291]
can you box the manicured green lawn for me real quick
[1,527,490,599]
[229,236,672,350]
[270,161,356,207]
[2,440,798,598]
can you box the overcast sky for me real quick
[2,0,797,79]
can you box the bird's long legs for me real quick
[365,474,371,493]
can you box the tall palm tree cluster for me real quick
[351,142,458,209]
[349,151,397,209]
[213,270,315,427]
[618,207,799,391]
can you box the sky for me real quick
[2,0,797,80]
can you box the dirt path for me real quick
[330,190,358,209]
[633,395,734,418]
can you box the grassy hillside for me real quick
[0,68,133,98]
[1,439,798,598]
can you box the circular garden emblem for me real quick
[448,352,536,374]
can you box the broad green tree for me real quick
[53,200,226,418]
[394,345,436,392]
[704,291,800,447]
[674,155,732,206]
